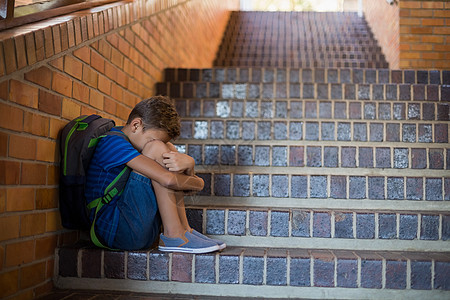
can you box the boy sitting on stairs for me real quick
[85,96,225,253]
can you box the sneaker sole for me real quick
[158,244,220,254]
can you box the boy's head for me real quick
[127,96,180,140]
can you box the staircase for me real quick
[214,12,388,68]
[55,11,450,299]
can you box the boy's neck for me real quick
[121,124,132,136]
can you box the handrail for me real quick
[0,0,125,31]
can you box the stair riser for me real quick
[176,144,449,171]
[184,208,449,246]
[218,44,383,50]
[215,52,384,61]
[215,54,386,60]
[176,122,449,144]
[164,68,449,85]
[215,61,389,68]
[193,172,449,201]
[222,33,377,38]
[157,82,449,101]
[55,247,450,292]
[219,46,383,51]
[222,37,378,41]
[174,100,449,121]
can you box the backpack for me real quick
[59,114,130,249]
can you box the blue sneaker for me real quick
[190,229,226,250]
[158,231,220,254]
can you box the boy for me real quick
[85,96,225,253]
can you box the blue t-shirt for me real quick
[85,127,140,246]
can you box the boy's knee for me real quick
[142,140,169,164]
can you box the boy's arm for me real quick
[127,154,204,191]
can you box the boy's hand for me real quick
[162,151,195,175]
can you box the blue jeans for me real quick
[112,171,161,250]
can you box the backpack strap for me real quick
[86,128,132,250]
[87,166,131,250]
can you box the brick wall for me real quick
[398,0,449,69]
[0,0,238,299]
[363,0,449,69]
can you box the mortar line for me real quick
[239,250,244,284]
[310,255,314,287]
[146,250,150,281]
[418,213,422,240]
[431,260,435,289]
[101,250,105,278]
[77,249,82,278]
[406,259,411,290]
[192,254,195,283]
[374,212,379,240]
[215,253,219,284]
[168,252,172,281]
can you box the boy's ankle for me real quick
[162,229,186,239]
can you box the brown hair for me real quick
[127,96,180,139]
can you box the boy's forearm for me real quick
[168,172,204,191]
[127,155,203,191]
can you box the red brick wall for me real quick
[0,0,238,299]
[398,0,449,69]
[363,0,449,69]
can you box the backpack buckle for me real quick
[102,188,119,204]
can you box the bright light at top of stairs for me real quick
[240,0,354,12]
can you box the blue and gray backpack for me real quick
[59,115,130,249]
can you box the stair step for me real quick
[163,68,450,85]
[182,206,450,250]
[222,45,384,52]
[214,59,387,68]
[220,35,379,40]
[176,120,449,143]
[215,60,389,69]
[215,53,386,61]
[173,99,449,122]
[55,243,450,298]
[220,36,380,41]
[157,81,449,102]
[190,172,449,201]
[219,44,383,50]
[177,143,449,168]
[218,43,383,51]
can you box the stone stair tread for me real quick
[157,83,449,102]
[180,207,450,251]
[56,243,450,292]
[176,122,449,142]
[57,242,450,268]
[161,68,449,86]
